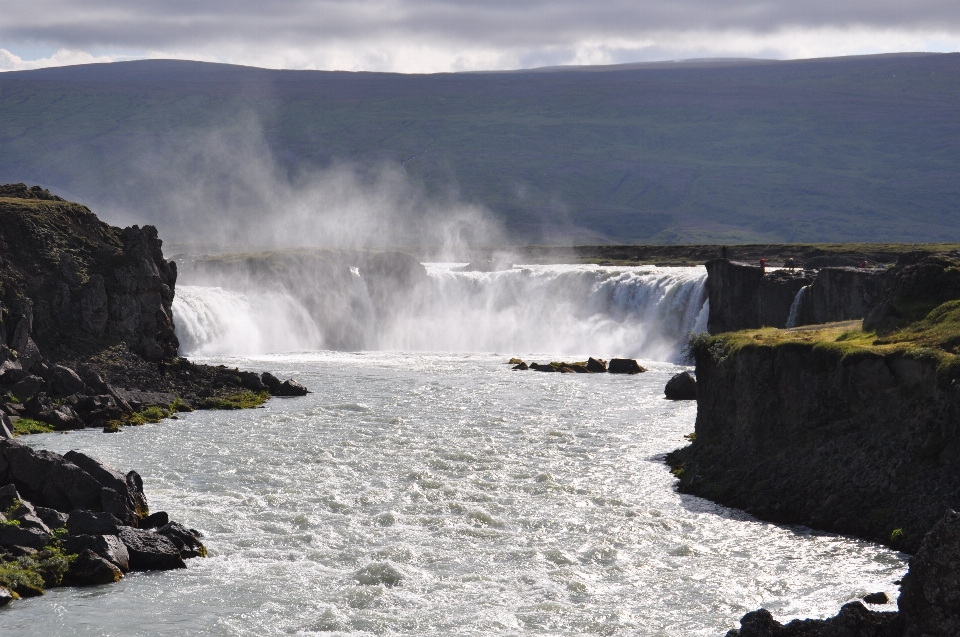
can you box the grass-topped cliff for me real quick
[0,184,307,435]
[669,252,960,552]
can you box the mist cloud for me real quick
[100,118,504,254]
[2,0,959,72]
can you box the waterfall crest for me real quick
[173,264,708,361]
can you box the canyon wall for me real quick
[706,259,894,334]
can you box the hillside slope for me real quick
[1,54,959,244]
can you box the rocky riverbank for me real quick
[0,439,202,601]
[726,509,960,636]
[0,184,310,604]
[669,252,960,553]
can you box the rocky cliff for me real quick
[0,184,309,432]
[706,259,896,334]
[672,254,960,553]
[705,259,813,333]
[0,183,178,364]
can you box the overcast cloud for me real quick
[2,0,959,72]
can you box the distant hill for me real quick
[1,54,959,245]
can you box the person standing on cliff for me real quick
[759,257,767,273]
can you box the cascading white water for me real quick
[380,264,708,360]
[173,264,709,361]
[786,285,810,328]
[173,286,323,355]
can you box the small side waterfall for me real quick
[786,285,809,328]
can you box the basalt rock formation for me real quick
[705,258,895,334]
[0,184,309,431]
[705,259,814,333]
[670,254,960,552]
[0,183,178,363]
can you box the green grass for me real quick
[195,391,270,410]
[694,299,960,388]
[12,418,55,436]
[0,544,75,598]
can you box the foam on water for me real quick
[9,353,907,636]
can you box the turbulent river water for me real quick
[8,265,906,635]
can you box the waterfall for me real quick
[173,286,323,355]
[786,285,809,328]
[173,264,709,361]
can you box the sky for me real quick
[1,0,959,73]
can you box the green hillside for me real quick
[1,54,959,245]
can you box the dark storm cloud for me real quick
[6,0,960,51]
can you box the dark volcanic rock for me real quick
[668,320,960,551]
[34,506,68,530]
[9,375,44,402]
[117,527,186,571]
[261,371,282,394]
[0,414,12,439]
[140,511,169,529]
[608,359,646,374]
[48,365,85,396]
[725,603,899,637]
[238,370,266,391]
[66,511,123,536]
[664,372,697,400]
[63,534,130,573]
[863,592,889,605]
[705,259,813,333]
[586,357,607,373]
[66,549,123,586]
[899,509,960,636]
[157,522,206,559]
[277,379,309,396]
[0,524,50,550]
[799,267,894,327]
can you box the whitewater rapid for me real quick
[173,264,709,360]
[12,353,907,636]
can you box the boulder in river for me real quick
[66,549,123,586]
[664,372,697,400]
[278,379,309,396]
[608,359,646,374]
[586,358,607,373]
[117,527,186,571]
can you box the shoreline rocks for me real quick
[0,439,205,600]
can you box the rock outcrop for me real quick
[0,185,309,432]
[0,184,178,363]
[0,438,204,599]
[705,259,895,334]
[798,267,895,326]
